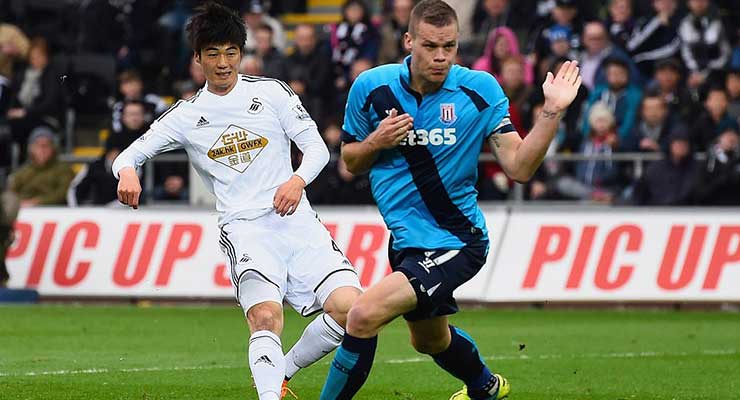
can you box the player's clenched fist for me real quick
[367,108,414,150]
[273,174,306,217]
[117,167,142,210]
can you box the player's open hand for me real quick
[274,174,305,217]
[117,167,142,210]
[368,108,413,150]
[542,60,582,114]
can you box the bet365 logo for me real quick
[400,128,457,146]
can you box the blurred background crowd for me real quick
[1,0,740,209]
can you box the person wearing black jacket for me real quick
[633,129,700,205]
[693,128,740,205]
[286,24,336,121]
[626,0,683,78]
[6,37,63,158]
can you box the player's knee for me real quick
[346,302,381,336]
[246,303,282,333]
[324,287,362,327]
[410,335,449,355]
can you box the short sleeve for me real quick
[275,82,318,140]
[475,73,513,138]
[341,74,373,143]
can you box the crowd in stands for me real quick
[0,0,739,212]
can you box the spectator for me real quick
[8,126,74,207]
[582,57,643,143]
[287,24,336,120]
[625,92,684,152]
[690,87,739,151]
[527,0,581,62]
[726,69,740,120]
[0,186,19,287]
[111,100,151,149]
[473,27,535,86]
[579,21,640,91]
[467,0,514,62]
[499,57,531,121]
[239,55,264,76]
[153,173,188,202]
[331,0,379,87]
[548,25,577,59]
[693,128,740,205]
[378,0,413,64]
[605,0,636,50]
[575,103,622,201]
[250,23,288,81]
[111,70,168,134]
[633,129,699,205]
[646,58,696,122]
[679,0,732,90]
[6,37,63,158]
[67,134,126,206]
[627,0,682,78]
[0,18,30,80]
[242,0,286,52]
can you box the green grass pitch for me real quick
[1,305,739,399]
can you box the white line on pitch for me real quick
[1,349,736,378]
[384,348,738,364]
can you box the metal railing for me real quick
[50,151,705,205]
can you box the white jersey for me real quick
[112,74,329,226]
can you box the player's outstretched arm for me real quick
[490,60,582,182]
[342,109,413,175]
[111,127,185,209]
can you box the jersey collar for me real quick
[400,55,458,95]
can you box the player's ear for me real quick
[194,50,202,65]
[403,31,412,52]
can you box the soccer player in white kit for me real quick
[112,3,362,399]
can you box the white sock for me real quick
[285,313,344,379]
[248,330,285,400]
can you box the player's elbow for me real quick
[342,155,369,175]
[509,169,534,184]
[318,144,331,169]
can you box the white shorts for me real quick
[219,209,360,316]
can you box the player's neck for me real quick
[206,79,238,96]
[409,74,443,96]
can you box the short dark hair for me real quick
[118,69,142,84]
[704,85,728,101]
[122,99,146,111]
[409,0,458,36]
[186,2,247,55]
[603,57,630,74]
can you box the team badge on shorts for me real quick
[440,103,457,124]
